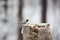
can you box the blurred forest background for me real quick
[0,0,60,40]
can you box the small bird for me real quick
[19,19,29,24]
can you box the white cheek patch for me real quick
[36,26,38,29]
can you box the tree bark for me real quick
[18,0,23,40]
[3,0,8,23]
[41,0,47,23]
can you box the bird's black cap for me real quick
[26,19,29,22]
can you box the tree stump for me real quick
[21,23,53,40]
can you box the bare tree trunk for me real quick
[18,0,23,21]
[18,0,23,40]
[4,0,8,13]
[3,0,8,23]
[41,0,47,23]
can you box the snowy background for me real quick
[0,0,60,40]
